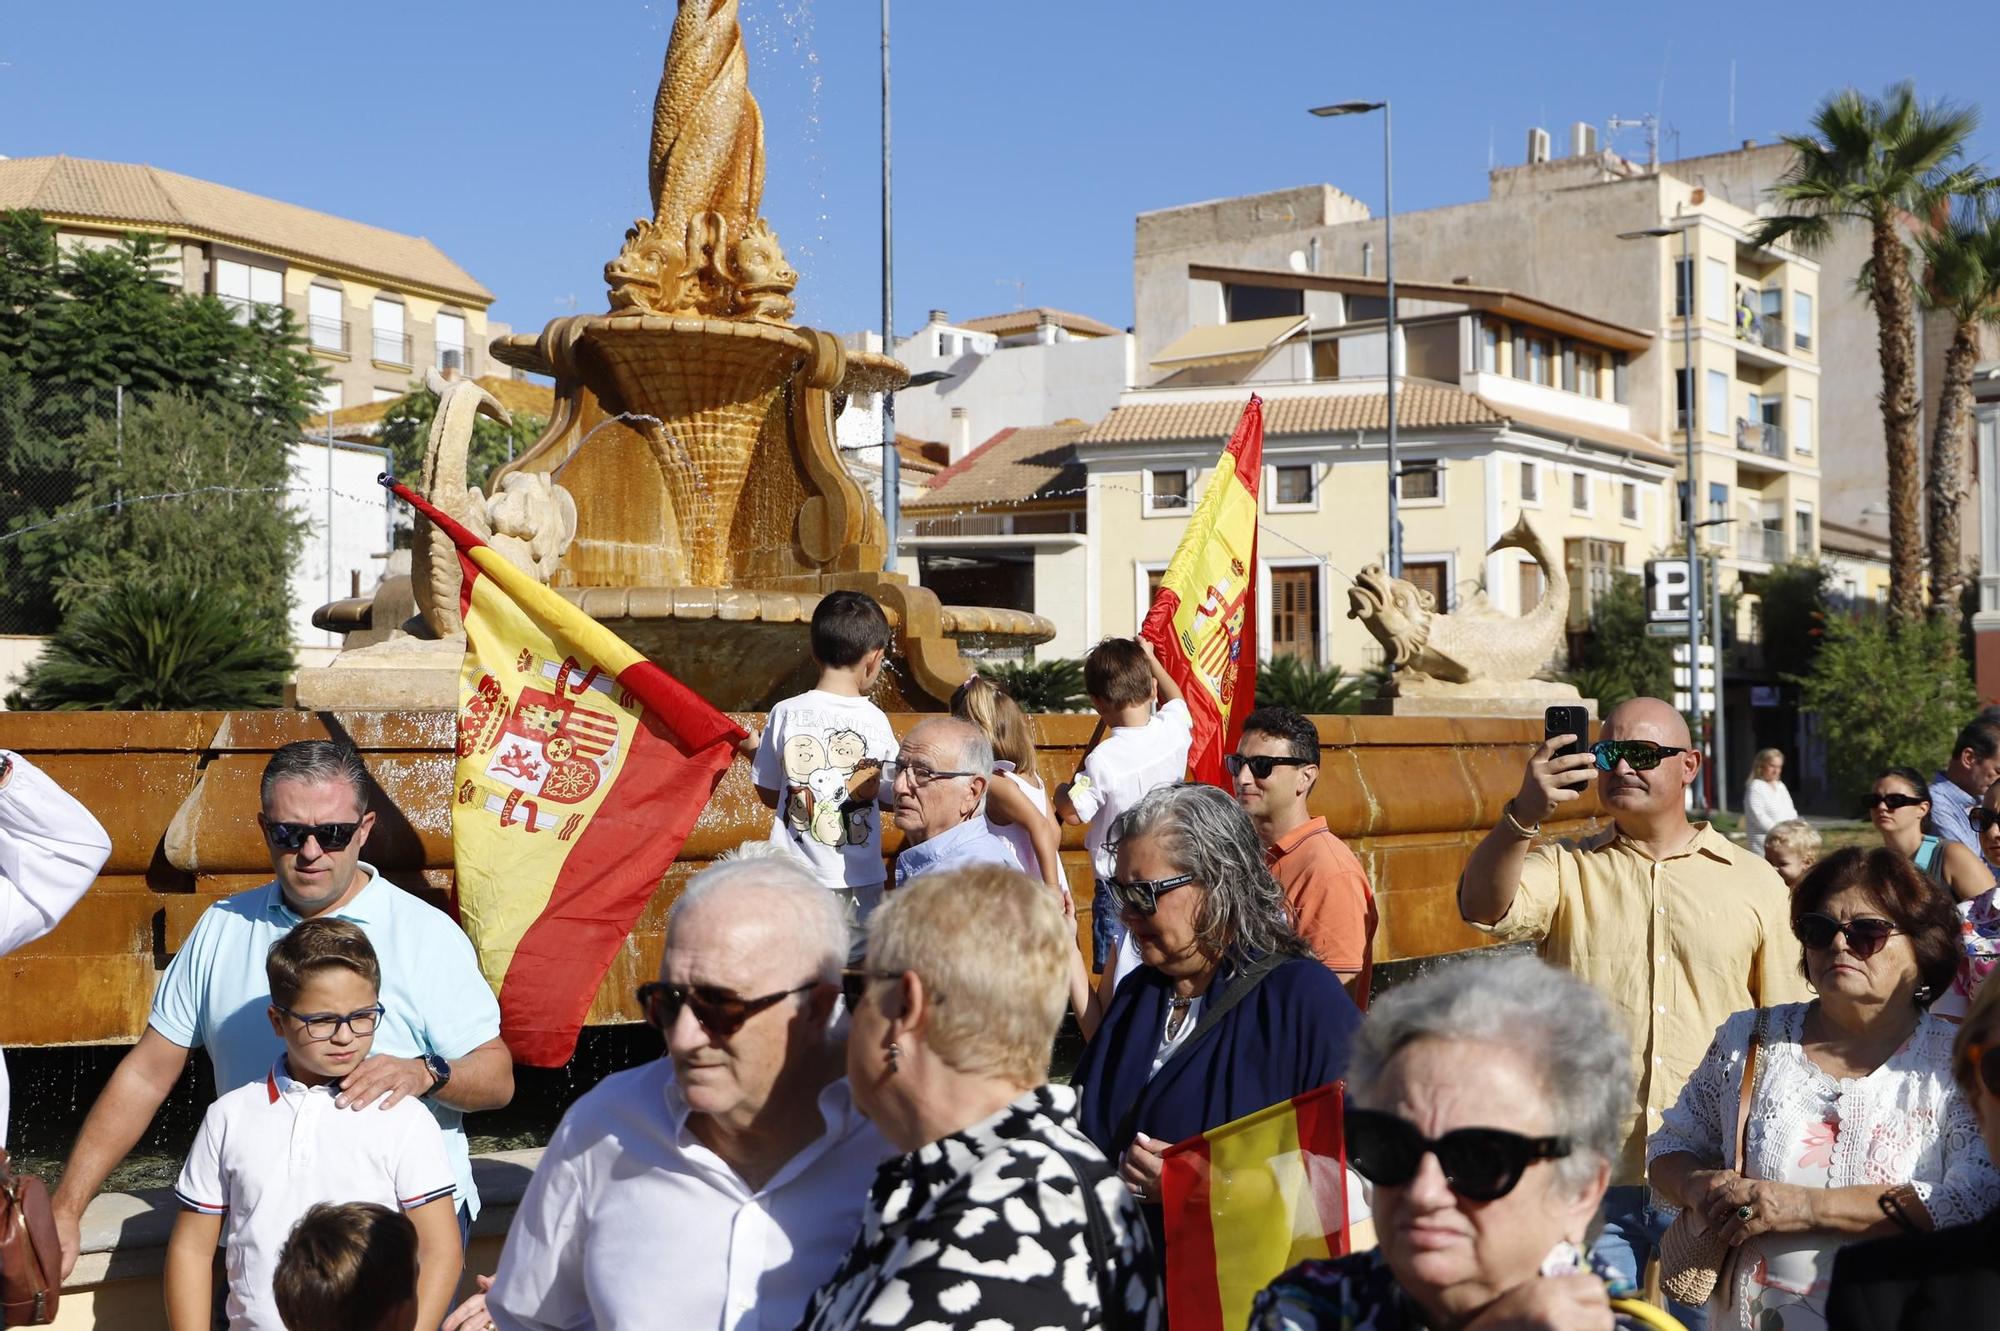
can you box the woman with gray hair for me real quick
[1074,782,1360,1248]
[1250,953,1645,1331]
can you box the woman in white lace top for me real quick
[1649,846,2000,1330]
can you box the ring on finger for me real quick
[1735,1203,1754,1221]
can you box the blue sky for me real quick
[2,2,1992,342]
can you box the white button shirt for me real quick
[489,1059,893,1331]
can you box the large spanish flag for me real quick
[1139,395,1262,788]
[386,479,746,1067]
[1159,1082,1349,1331]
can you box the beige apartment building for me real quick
[0,155,506,415]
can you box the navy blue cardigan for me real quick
[1074,953,1360,1168]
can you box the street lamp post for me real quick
[1621,220,1711,805]
[1310,100,1399,576]
[881,0,898,573]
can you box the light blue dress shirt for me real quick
[893,815,1024,888]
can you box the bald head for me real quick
[1603,697,1691,748]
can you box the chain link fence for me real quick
[0,376,118,636]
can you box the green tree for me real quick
[1791,610,1974,804]
[1564,572,1673,705]
[1752,85,1983,625]
[8,580,290,711]
[378,387,545,502]
[1742,560,1833,683]
[1916,193,2000,621]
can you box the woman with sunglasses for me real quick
[1250,954,1641,1331]
[1648,848,2000,1330]
[1824,971,2000,1326]
[1072,782,1360,1250]
[1868,766,1988,902]
[806,865,1160,1331]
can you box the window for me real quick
[1564,537,1625,629]
[307,284,345,352]
[372,298,408,365]
[1269,566,1321,665]
[1674,257,1693,317]
[1311,340,1340,381]
[1225,283,1304,323]
[1398,460,1443,504]
[1146,468,1192,515]
[1708,482,1729,524]
[1704,257,1730,325]
[1518,560,1544,614]
[1705,369,1729,436]
[1620,481,1639,522]
[1479,321,1502,373]
[1570,470,1591,513]
[1793,291,1813,351]
[372,387,402,404]
[1404,560,1450,612]
[1576,347,1602,398]
[1523,335,1555,387]
[1272,464,1316,509]
[435,311,468,372]
[312,381,342,416]
[1795,503,1815,557]
[1520,460,1540,505]
[1675,368,1692,432]
[1793,396,1814,454]
[214,258,281,322]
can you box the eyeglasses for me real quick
[839,968,902,1013]
[1973,809,2000,833]
[1793,912,1902,959]
[275,1003,384,1042]
[1344,1107,1571,1203]
[1589,740,1687,772]
[1957,1041,2000,1098]
[1107,872,1195,917]
[262,821,362,852]
[1864,792,1929,812]
[636,980,818,1038]
[887,760,978,789]
[1225,753,1313,780]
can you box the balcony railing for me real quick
[436,344,472,373]
[906,510,1086,539]
[1739,525,1787,563]
[1736,418,1786,458]
[371,331,413,366]
[307,317,349,354]
[1737,311,1787,352]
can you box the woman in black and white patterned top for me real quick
[799,864,1160,1331]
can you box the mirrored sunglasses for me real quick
[1225,753,1312,780]
[636,980,817,1038]
[1793,912,1901,959]
[1344,1107,1571,1203]
[262,820,361,852]
[1589,740,1687,772]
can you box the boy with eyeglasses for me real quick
[165,920,460,1331]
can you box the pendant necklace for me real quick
[1165,996,1195,1041]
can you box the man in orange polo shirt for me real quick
[1230,706,1377,1007]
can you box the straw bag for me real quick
[0,1148,60,1326]
[1657,1008,1766,1308]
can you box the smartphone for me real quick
[1544,705,1593,788]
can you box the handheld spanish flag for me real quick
[385,478,746,1067]
[1139,395,1262,788]
[1159,1081,1350,1331]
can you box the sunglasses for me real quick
[1589,740,1687,772]
[839,968,902,1013]
[1973,809,2000,833]
[1107,872,1195,917]
[1345,1107,1571,1203]
[262,820,362,852]
[636,980,817,1038]
[275,1003,384,1042]
[1958,1041,2000,1098]
[1793,912,1901,959]
[1225,753,1313,780]
[1864,792,1929,812]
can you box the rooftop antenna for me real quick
[996,277,1027,310]
[1607,113,1660,170]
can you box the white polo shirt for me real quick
[488,1059,894,1331]
[175,1059,455,1331]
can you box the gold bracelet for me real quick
[1501,799,1541,839]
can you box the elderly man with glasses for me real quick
[53,739,513,1273]
[452,852,892,1331]
[1457,696,1809,1321]
[888,716,1023,888]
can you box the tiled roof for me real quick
[956,307,1123,339]
[327,376,553,434]
[906,422,1090,510]
[0,156,493,302]
[1080,382,1672,463]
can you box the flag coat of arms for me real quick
[388,479,745,1067]
[1139,395,1263,788]
[1160,1082,1351,1331]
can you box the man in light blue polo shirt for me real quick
[52,740,514,1273]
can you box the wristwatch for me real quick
[419,1053,452,1099]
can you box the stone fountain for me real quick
[303,0,1050,710]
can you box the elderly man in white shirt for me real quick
[450,852,893,1331]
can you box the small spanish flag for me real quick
[1139,395,1262,788]
[386,478,746,1067]
[1159,1082,1350,1331]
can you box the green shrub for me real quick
[977,657,1087,713]
[1255,656,1384,714]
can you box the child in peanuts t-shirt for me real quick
[750,591,900,921]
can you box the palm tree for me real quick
[1752,83,1982,625]
[1916,193,2000,622]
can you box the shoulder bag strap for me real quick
[1730,1008,1767,1173]
[1050,1144,1131,1331]
[1111,951,1289,1151]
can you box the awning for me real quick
[1148,315,1307,371]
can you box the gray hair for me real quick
[669,856,847,983]
[1347,953,1632,1190]
[261,741,371,817]
[906,716,995,815]
[1111,782,1310,966]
